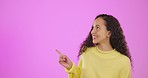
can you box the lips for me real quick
[92,35,97,40]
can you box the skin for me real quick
[91,17,113,51]
[56,49,72,70]
[56,17,114,69]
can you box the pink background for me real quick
[0,0,148,78]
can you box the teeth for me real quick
[92,35,97,39]
[92,36,96,39]
[93,36,96,37]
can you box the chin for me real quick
[93,41,99,44]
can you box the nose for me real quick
[91,27,96,35]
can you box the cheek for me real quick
[98,34,108,41]
[96,31,107,37]
[102,31,108,36]
[101,34,107,39]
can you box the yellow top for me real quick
[66,46,132,78]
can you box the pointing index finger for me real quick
[56,49,63,55]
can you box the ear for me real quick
[107,31,111,37]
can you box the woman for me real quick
[56,14,132,78]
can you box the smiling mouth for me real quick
[92,36,97,40]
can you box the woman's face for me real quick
[91,17,111,44]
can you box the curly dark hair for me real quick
[78,14,132,63]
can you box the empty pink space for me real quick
[0,0,148,78]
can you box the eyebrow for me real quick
[93,25,100,27]
[96,25,100,26]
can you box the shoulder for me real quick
[83,47,96,53]
[117,53,131,66]
[86,46,96,51]
[81,46,96,56]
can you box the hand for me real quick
[56,49,73,70]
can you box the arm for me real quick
[66,57,82,78]
[120,58,132,78]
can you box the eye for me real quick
[96,26,100,29]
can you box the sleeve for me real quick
[120,57,132,78]
[65,56,82,78]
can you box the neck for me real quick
[97,42,113,52]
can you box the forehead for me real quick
[93,17,106,27]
